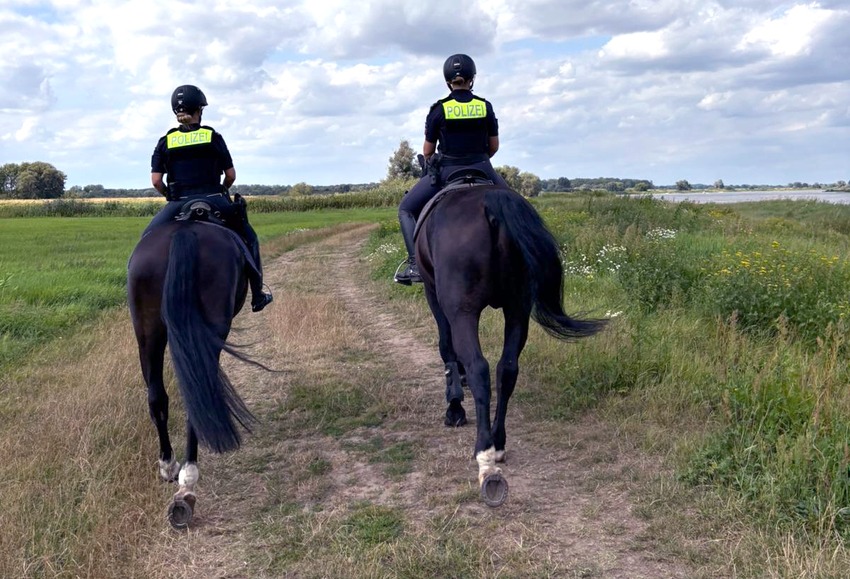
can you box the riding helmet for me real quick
[171,85,208,114]
[443,54,476,84]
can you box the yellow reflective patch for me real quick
[166,128,213,149]
[442,99,487,120]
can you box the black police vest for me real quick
[436,95,490,156]
[164,126,222,193]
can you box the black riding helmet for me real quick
[171,85,208,114]
[443,54,476,88]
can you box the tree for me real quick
[676,179,692,191]
[0,163,19,198]
[386,140,422,180]
[556,177,571,191]
[714,179,725,190]
[83,184,106,197]
[633,182,649,192]
[495,166,542,197]
[519,172,542,197]
[495,165,521,191]
[0,162,66,199]
[289,182,313,196]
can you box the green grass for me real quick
[0,218,137,368]
[365,191,850,573]
[273,379,389,437]
[7,193,850,575]
[0,208,394,372]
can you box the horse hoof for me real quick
[480,472,509,507]
[159,459,181,483]
[445,405,467,427]
[444,415,468,427]
[167,495,196,530]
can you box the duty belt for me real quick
[440,154,490,166]
[168,185,225,200]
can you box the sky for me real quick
[1,0,848,189]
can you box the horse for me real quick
[415,177,607,506]
[127,213,257,529]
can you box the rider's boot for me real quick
[394,209,422,285]
[246,235,273,312]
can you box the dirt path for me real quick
[144,225,694,578]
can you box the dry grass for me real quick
[1,223,708,579]
[0,311,168,578]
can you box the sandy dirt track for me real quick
[144,224,694,578]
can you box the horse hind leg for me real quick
[168,427,200,530]
[492,306,530,464]
[139,328,180,482]
[449,312,509,507]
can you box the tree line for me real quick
[0,162,66,199]
[385,140,654,197]
[6,149,847,200]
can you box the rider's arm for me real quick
[422,140,436,162]
[151,172,166,195]
[151,137,168,195]
[488,136,499,158]
[223,167,236,190]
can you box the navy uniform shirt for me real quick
[425,89,499,157]
[151,123,233,195]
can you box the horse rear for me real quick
[416,185,606,506]
[127,221,251,528]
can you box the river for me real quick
[645,190,850,204]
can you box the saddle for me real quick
[173,194,261,277]
[414,169,494,240]
[175,194,244,231]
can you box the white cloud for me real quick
[738,3,832,57]
[0,0,847,188]
[599,31,668,60]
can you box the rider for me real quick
[394,53,509,285]
[148,84,273,312]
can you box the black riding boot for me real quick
[394,209,421,285]
[243,225,273,312]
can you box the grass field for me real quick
[4,194,850,576]
[365,194,850,576]
[0,208,395,372]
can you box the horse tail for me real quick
[484,187,607,340]
[162,228,253,453]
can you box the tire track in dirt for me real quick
[143,224,694,578]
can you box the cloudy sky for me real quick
[1,0,848,189]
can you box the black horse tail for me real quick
[162,228,254,453]
[484,187,607,340]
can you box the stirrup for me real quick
[393,257,421,285]
[251,285,274,312]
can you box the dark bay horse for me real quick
[128,219,255,528]
[415,183,606,506]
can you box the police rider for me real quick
[148,84,273,312]
[394,54,509,285]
